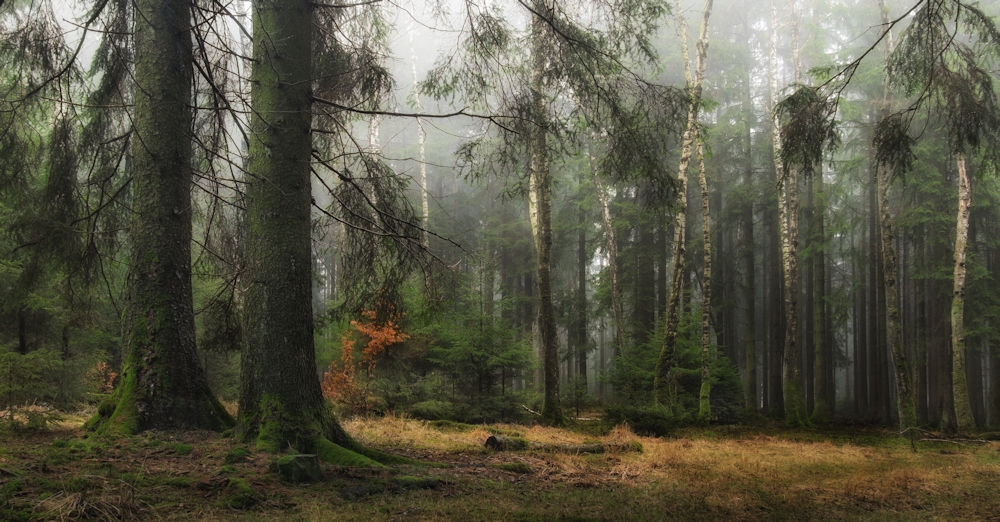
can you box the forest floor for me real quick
[1,409,999,521]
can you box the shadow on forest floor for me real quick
[1,410,999,521]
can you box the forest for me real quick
[2,0,1000,519]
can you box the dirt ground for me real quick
[2,412,1000,521]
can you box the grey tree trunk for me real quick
[89,0,231,435]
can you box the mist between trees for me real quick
[3,0,1000,443]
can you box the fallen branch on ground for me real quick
[484,435,642,454]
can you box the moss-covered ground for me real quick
[1,409,999,520]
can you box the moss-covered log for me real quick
[484,435,642,454]
[87,0,232,435]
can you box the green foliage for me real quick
[602,404,677,436]
[604,310,743,426]
[0,348,63,409]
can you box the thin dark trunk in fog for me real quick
[813,170,830,423]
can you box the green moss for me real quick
[223,446,248,464]
[223,477,259,509]
[171,443,192,456]
[218,465,237,474]
[316,438,382,467]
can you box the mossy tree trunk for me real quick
[877,163,917,430]
[951,153,976,433]
[528,0,562,426]
[89,0,232,435]
[236,0,394,465]
[874,0,916,431]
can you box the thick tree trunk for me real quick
[529,0,562,425]
[653,0,713,406]
[237,0,394,466]
[89,0,231,435]
[952,153,976,433]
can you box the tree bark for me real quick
[952,153,976,432]
[697,135,714,424]
[653,0,713,406]
[237,0,393,466]
[89,0,231,435]
[529,0,562,425]
[877,163,917,429]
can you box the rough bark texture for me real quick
[769,0,806,425]
[89,0,232,435]
[877,164,917,430]
[236,0,395,467]
[871,0,915,430]
[653,0,713,407]
[951,154,976,432]
[696,136,713,424]
[529,0,562,425]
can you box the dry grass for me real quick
[3,414,1000,521]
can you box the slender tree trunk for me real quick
[872,0,916,430]
[654,0,713,406]
[697,135,714,424]
[89,0,231,434]
[409,25,430,249]
[592,156,626,357]
[877,163,917,429]
[577,180,588,390]
[742,83,757,413]
[952,153,976,432]
[812,169,830,423]
[768,205,785,416]
[529,0,562,425]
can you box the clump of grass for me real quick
[171,443,192,456]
